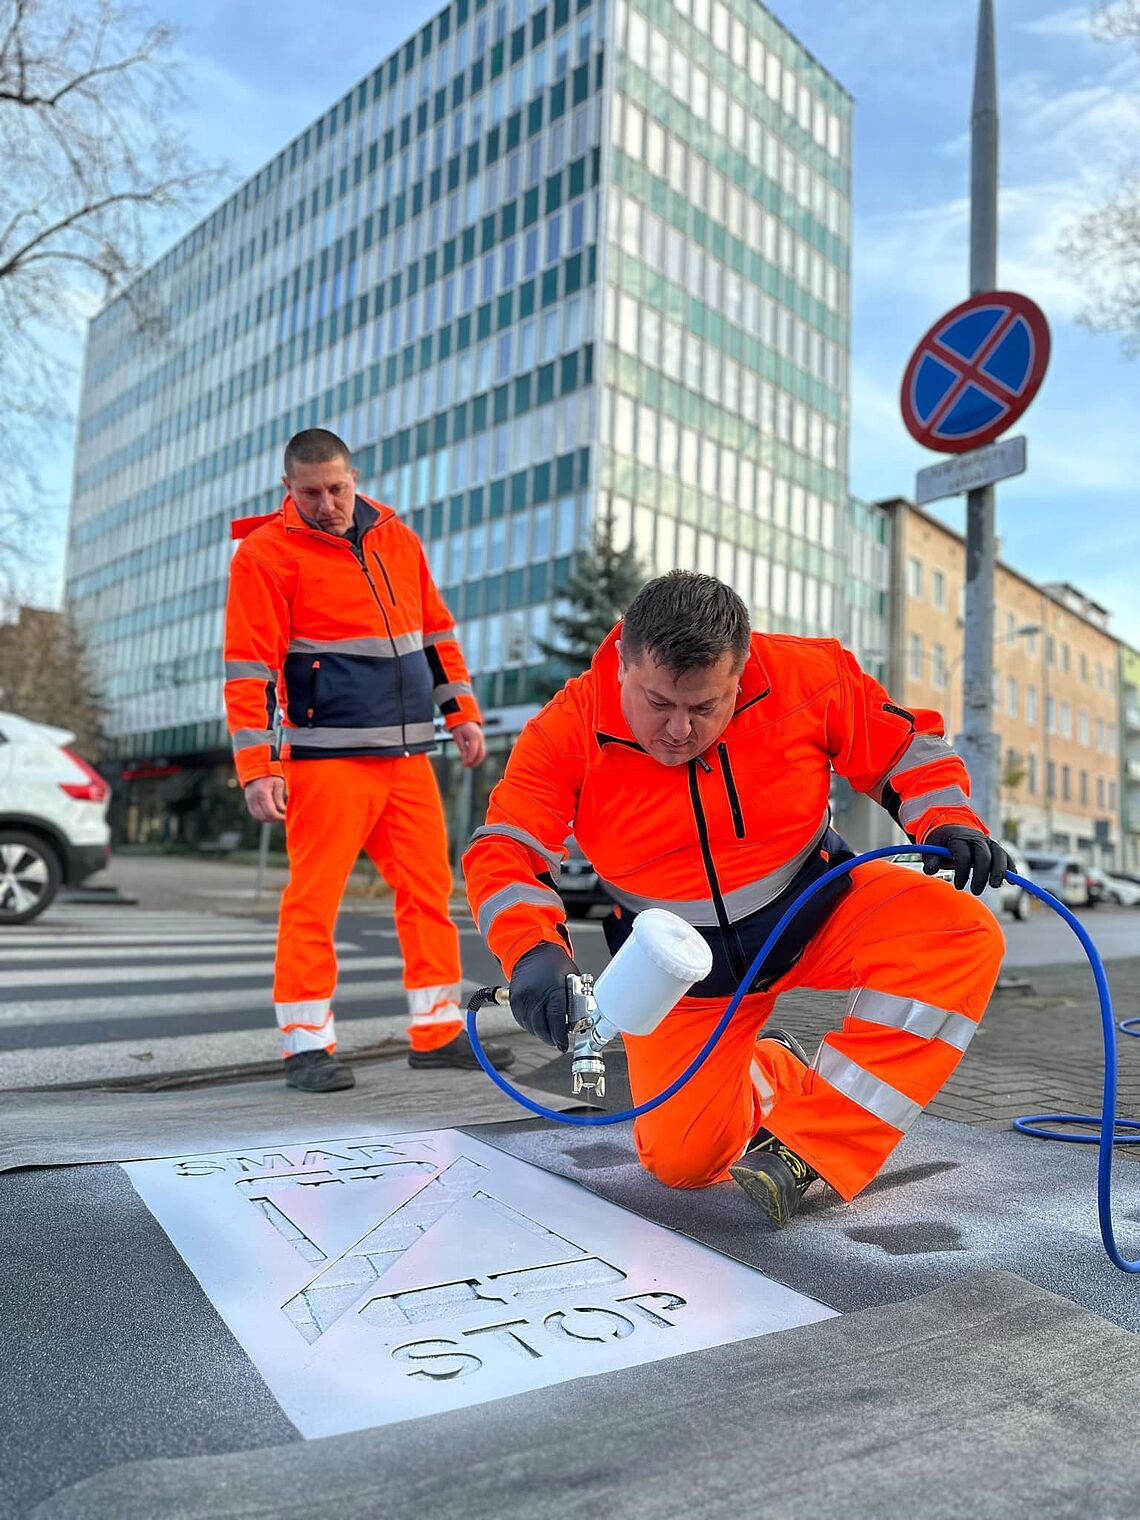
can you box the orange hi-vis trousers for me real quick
[622,860,1004,1202]
[274,754,463,1057]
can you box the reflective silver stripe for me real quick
[286,722,438,749]
[847,988,978,1054]
[469,824,563,883]
[275,999,332,1030]
[870,732,958,804]
[898,785,972,830]
[233,727,275,751]
[477,881,565,937]
[433,679,474,703]
[597,810,830,928]
[225,660,275,681]
[813,1045,922,1132]
[424,628,457,646]
[287,633,424,657]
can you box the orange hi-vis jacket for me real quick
[464,627,986,995]
[224,493,480,784]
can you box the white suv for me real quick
[0,710,111,923]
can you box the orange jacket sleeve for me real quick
[826,644,987,841]
[462,694,585,977]
[417,538,481,730]
[223,544,290,785]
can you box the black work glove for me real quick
[923,826,1009,895]
[508,942,579,1051]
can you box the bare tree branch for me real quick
[1057,6,1140,351]
[0,0,225,583]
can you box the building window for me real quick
[908,632,923,681]
[1046,635,1055,666]
[931,642,946,688]
[1080,770,1089,806]
[1046,760,1056,798]
[1027,752,1037,794]
[1061,642,1071,673]
[1079,652,1088,682]
[1027,685,1038,725]
[1006,676,1017,718]
[1079,709,1089,745]
[1061,701,1072,738]
[1110,780,1118,811]
[1006,611,1016,642]
[931,568,946,610]
[907,556,923,599]
[1096,661,1104,690]
[1046,695,1056,733]
[1061,765,1071,802]
[1096,715,1105,750]
[1098,775,1106,808]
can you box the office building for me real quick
[64,0,852,844]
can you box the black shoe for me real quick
[408,1029,516,1071]
[284,1049,356,1092]
[729,1131,820,1228]
[756,1027,809,1066]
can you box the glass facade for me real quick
[65,0,852,828]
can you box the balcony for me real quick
[1128,759,1140,784]
[1126,707,1140,734]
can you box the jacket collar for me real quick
[590,623,772,750]
[282,492,392,537]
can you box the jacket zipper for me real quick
[717,743,746,839]
[687,759,747,980]
[352,533,408,753]
[306,659,320,727]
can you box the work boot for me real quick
[756,1027,809,1066]
[284,1049,356,1092]
[408,1029,516,1071]
[730,1131,820,1228]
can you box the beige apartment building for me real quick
[880,499,1122,865]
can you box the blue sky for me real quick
[49,1,1140,642]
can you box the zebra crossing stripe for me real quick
[3,954,405,991]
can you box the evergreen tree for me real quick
[536,512,649,697]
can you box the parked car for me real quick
[559,835,611,919]
[1086,867,1140,908]
[890,839,1033,919]
[1022,853,1092,909]
[0,710,111,924]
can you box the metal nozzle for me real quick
[568,971,611,1098]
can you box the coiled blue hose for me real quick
[466,842,1138,1272]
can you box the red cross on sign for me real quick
[900,290,1051,454]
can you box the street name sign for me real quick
[915,434,1027,506]
[900,291,1050,454]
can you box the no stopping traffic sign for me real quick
[900,291,1050,454]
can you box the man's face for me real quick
[617,643,742,766]
[284,457,359,534]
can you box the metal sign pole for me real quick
[959,0,1000,834]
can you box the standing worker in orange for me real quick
[224,429,514,1092]
[464,571,1006,1226]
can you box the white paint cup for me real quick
[592,908,713,1043]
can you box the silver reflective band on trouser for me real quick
[423,627,457,646]
[812,1044,922,1132]
[287,723,438,748]
[597,810,830,928]
[432,680,474,703]
[898,785,971,831]
[407,983,462,1025]
[288,633,423,657]
[276,1000,334,1055]
[847,988,978,1054]
[870,732,956,804]
[477,881,565,937]
[468,824,563,883]
[233,727,275,751]
[225,660,275,681]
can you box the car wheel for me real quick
[1011,890,1032,921]
[0,831,62,924]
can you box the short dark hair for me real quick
[283,428,353,476]
[621,571,751,675]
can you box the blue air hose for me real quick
[466,842,1139,1272]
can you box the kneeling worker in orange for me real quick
[224,428,514,1092]
[464,571,1006,1226]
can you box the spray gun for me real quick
[466,910,714,1100]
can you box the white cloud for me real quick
[1013,5,1097,41]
